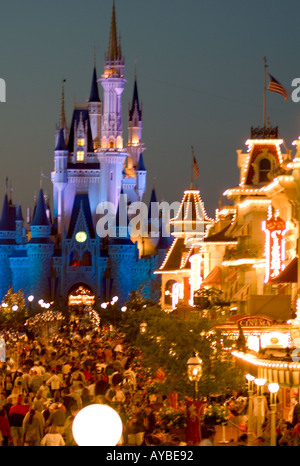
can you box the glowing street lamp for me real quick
[140,322,147,334]
[268,383,280,446]
[246,374,255,446]
[72,404,123,446]
[187,351,202,400]
[255,378,266,437]
[27,295,34,313]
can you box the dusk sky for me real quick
[1,0,300,219]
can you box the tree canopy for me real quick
[121,290,244,400]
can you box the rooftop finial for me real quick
[108,0,118,61]
[59,79,67,130]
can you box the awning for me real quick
[231,284,250,302]
[225,269,238,282]
[270,257,297,284]
[201,266,222,287]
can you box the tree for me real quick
[121,292,244,401]
[0,287,27,325]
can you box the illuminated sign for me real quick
[260,332,289,349]
[262,209,288,283]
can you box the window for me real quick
[77,150,84,161]
[259,158,271,182]
[77,138,84,147]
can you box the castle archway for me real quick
[68,283,95,306]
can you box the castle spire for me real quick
[0,194,11,231]
[129,68,142,121]
[31,189,50,227]
[89,66,100,103]
[107,0,119,62]
[59,79,67,130]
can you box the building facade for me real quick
[157,124,300,322]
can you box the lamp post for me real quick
[246,374,255,446]
[27,295,34,313]
[140,322,147,334]
[255,378,266,438]
[187,351,202,400]
[268,382,280,446]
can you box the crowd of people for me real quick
[0,309,189,447]
[0,308,300,447]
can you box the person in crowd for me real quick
[46,369,61,397]
[292,397,300,427]
[198,425,216,446]
[127,406,146,446]
[29,370,44,395]
[62,403,79,446]
[8,396,30,446]
[277,421,296,446]
[22,408,44,446]
[0,408,12,446]
[3,374,13,398]
[40,424,65,446]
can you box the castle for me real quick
[0,2,170,308]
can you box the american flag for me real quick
[268,74,288,101]
[193,156,199,179]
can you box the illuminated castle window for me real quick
[76,151,84,161]
[77,138,84,146]
[259,158,271,182]
[69,250,92,266]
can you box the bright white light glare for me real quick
[72,404,123,446]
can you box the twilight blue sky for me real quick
[1,0,300,218]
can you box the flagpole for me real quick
[191,145,194,189]
[263,57,268,128]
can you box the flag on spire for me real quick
[267,74,288,101]
[193,156,199,179]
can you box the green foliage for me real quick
[157,406,187,429]
[203,403,231,426]
[121,290,244,400]
[0,287,27,324]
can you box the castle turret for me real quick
[52,128,69,235]
[88,66,101,150]
[15,204,26,245]
[127,69,145,169]
[135,152,147,201]
[26,189,54,300]
[0,194,16,299]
